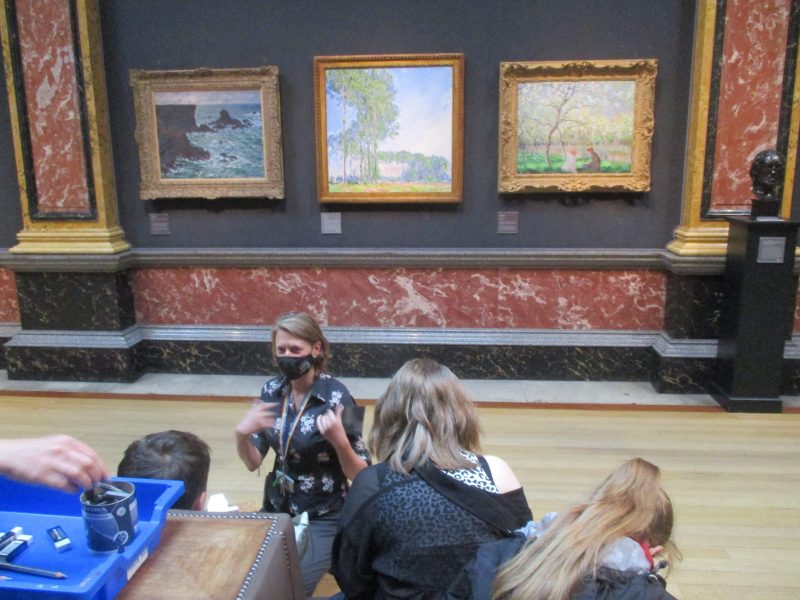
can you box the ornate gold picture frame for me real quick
[130,67,284,200]
[314,53,464,204]
[498,59,657,193]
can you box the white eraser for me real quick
[46,526,72,552]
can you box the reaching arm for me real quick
[0,435,109,493]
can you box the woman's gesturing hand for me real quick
[317,404,348,448]
[236,399,279,437]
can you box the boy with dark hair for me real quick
[118,430,211,511]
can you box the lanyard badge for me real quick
[275,388,313,496]
[274,469,295,494]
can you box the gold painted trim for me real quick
[670,0,797,256]
[667,223,729,256]
[75,0,123,230]
[679,0,718,233]
[497,59,658,193]
[12,227,130,254]
[0,2,32,225]
[782,31,800,216]
[1,0,129,255]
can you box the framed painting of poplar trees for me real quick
[497,59,658,193]
[314,54,464,203]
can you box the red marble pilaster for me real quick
[711,0,791,211]
[15,0,90,213]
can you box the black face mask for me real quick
[277,354,315,381]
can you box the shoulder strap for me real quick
[412,463,519,536]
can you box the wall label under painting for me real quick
[131,67,284,200]
[498,59,657,193]
[314,53,464,204]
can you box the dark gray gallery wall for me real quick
[0,55,22,248]
[1,0,697,251]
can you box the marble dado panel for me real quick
[711,0,791,211]
[136,339,653,383]
[332,343,654,381]
[15,271,135,331]
[140,340,270,375]
[4,345,140,382]
[131,267,667,330]
[0,269,19,323]
[666,272,800,336]
[664,273,724,339]
[651,355,716,394]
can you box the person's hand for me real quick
[317,404,348,448]
[648,545,664,556]
[235,399,279,437]
[0,435,109,493]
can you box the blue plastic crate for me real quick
[0,476,184,599]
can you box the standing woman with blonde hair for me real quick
[235,311,370,596]
[447,458,681,600]
[332,358,532,599]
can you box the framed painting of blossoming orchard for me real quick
[498,59,658,193]
[314,53,464,203]
[131,67,284,199]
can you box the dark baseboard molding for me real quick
[3,325,800,395]
[0,247,730,275]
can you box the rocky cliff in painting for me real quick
[210,109,247,129]
[156,105,253,173]
[156,105,210,172]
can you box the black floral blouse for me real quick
[251,373,370,517]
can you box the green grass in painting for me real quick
[517,153,630,174]
[598,161,630,173]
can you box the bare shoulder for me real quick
[483,455,523,494]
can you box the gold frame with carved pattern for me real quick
[498,59,657,193]
[131,67,284,200]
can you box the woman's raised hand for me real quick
[317,404,348,448]
[236,399,279,436]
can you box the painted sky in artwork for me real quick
[155,90,260,105]
[326,65,453,161]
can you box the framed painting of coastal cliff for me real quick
[130,67,284,199]
[497,59,657,193]
[314,53,463,203]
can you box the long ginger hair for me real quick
[492,458,680,600]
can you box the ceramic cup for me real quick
[80,481,138,552]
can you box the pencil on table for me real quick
[0,561,67,579]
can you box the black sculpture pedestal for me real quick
[709,217,799,412]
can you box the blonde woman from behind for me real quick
[333,358,532,599]
[448,457,680,600]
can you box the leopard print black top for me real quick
[332,458,532,600]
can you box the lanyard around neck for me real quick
[278,386,313,467]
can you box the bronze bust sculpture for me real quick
[749,149,784,217]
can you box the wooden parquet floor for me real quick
[0,392,798,599]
